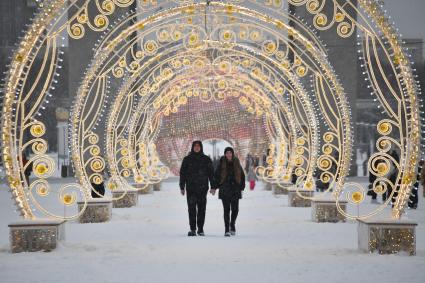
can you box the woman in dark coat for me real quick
[211,147,245,237]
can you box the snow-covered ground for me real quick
[0,178,424,283]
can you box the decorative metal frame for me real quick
[0,0,422,222]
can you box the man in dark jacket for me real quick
[180,141,216,236]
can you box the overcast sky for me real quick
[383,0,425,43]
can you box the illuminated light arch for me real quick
[0,0,421,221]
[106,47,314,191]
[107,66,299,189]
[73,5,346,205]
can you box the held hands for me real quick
[181,189,216,196]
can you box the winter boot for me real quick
[197,230,205,236]
[230,223,236,236]
[188,230,196,237]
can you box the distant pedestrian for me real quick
[386,150,399,205]
[420,160,425,198]
[247,164,257,190]
[22,152,32,185]
[409,160,424,209]
[368,160,385,204]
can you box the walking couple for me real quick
[179,141,245,237]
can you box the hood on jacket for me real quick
[191,140,204,154]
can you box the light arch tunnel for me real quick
[104,47,319,189]
[1,0,423,222]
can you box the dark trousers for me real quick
[222,198,239,232]
[187,194,207,232]
[370,190,386,201]
[91,182,105,198]
[382,185,397,205]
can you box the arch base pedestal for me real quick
[153,182,162,191]
[8,219,65,253]
[112,190,138,208]
[264,183,272,191]
[288,189,313,207]
[311,199,347,223]
[133,184,153,195]
[273,183,291,195]
[358,218,417,256]
[78,199,112,223]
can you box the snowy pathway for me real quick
[0,180,424,283]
